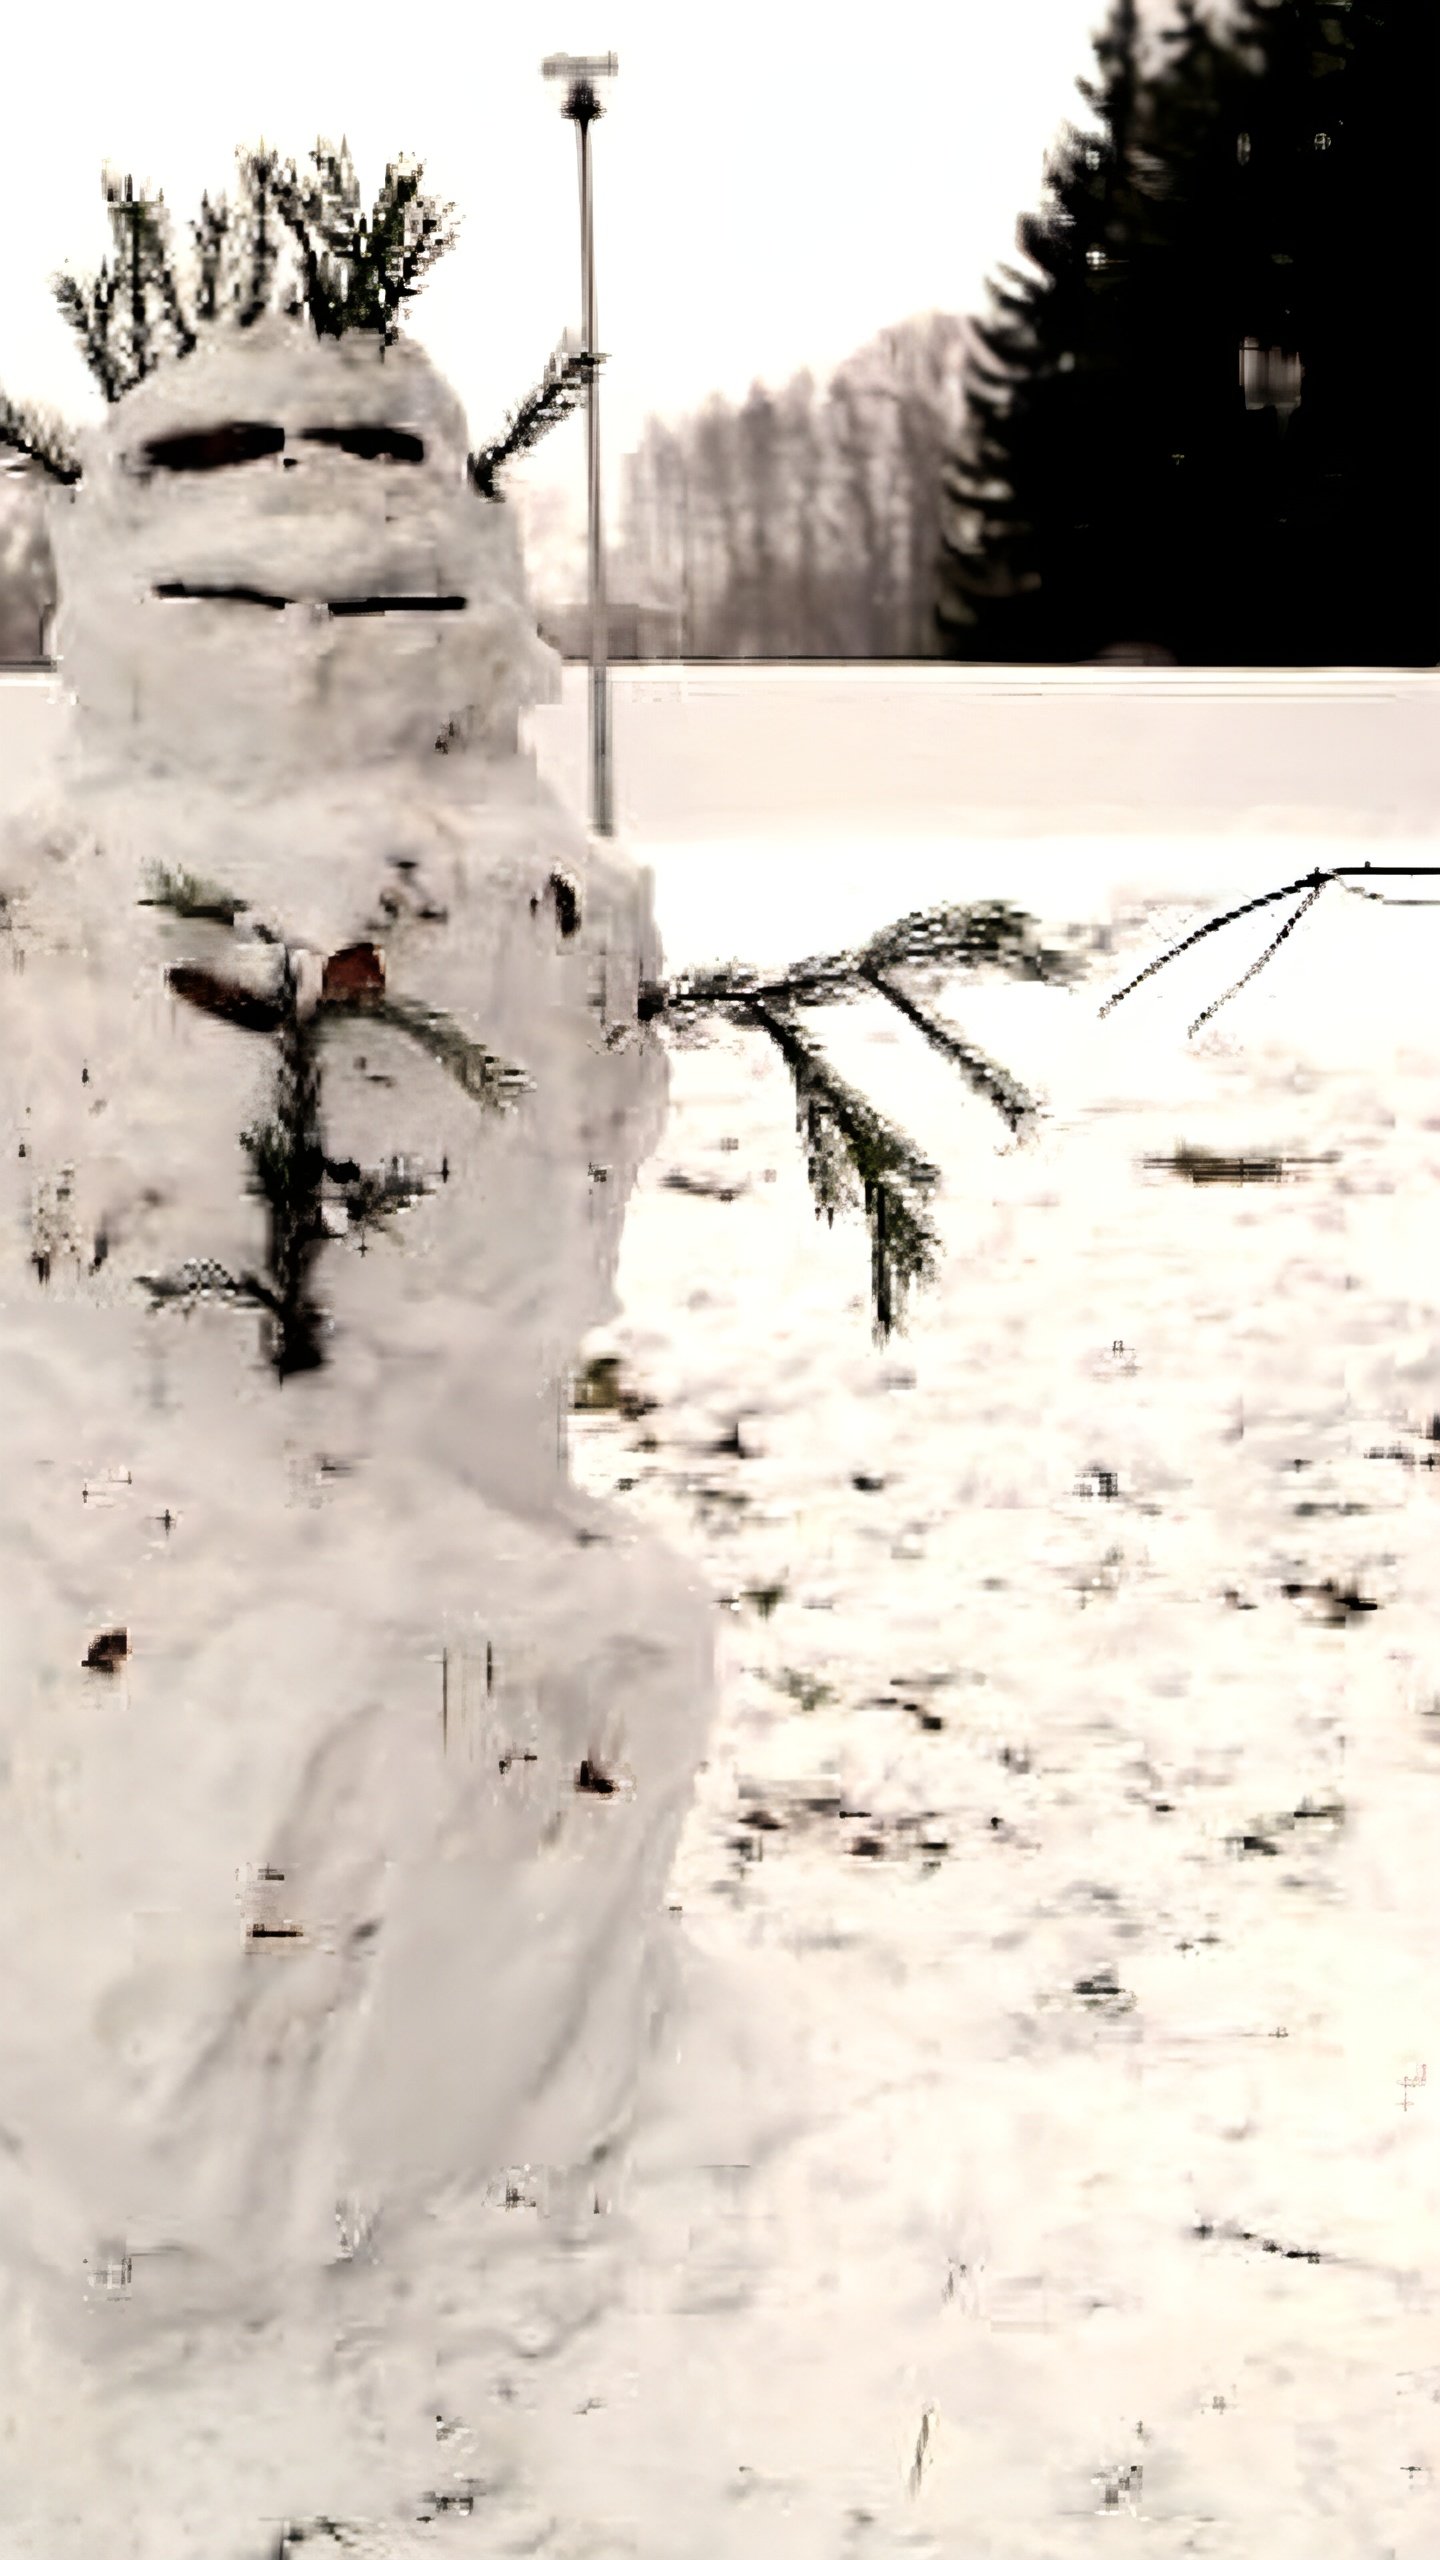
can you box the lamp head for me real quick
[541,51,618,122]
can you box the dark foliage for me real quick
[936,0,1439,667]
[649,897,1083,1337]
[469,344,598,500]
[140,872,528,1380]
[53,142,458,400]
[0,391,82,486]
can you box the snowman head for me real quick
[50,310,554,786]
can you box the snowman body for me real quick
[0,317,710,2333]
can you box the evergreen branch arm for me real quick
[133,873,526,1109]
[168,964,284,1034]
[328,1155,431,1234]
[239,952,327,1376]
[657,899,1086,1025]
[191,193,232,325]
[744,996,942,1342]
[56,170,195,396]
[861,965,1039,1133]
[115,177,147,369]
[0,389,82,485]
[138,1259,278,1314]
[859,899,1084,986]
[362,160,458,340]
[468,347,599,498]
[269,154,333,334]
[139,864,250,926]
[233,148,285,328]
[51,268,124,403]
[347,994,531,1109]
[149,218,197,360]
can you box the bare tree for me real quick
[825,368,891,655]
[688,397,746,656]
[776,369,829,655]
[611,309,974,658]
[0,468,58,662]
[734,381,785,656]
[875,314,971,654]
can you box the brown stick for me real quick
[1098,864,1440,1020]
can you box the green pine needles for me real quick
[365,994,531,1108]
[237,952,329,1377]
[53,142,458,404]
[0,390,82,487]
[137,866,529,1379]
[263,145,458,343]
[134,868,1079,1363]
[747,996,942,1343]
[137,864,251,927]
[648,898,1086,1341]
[26,142,592,501]
[469,343,599,500]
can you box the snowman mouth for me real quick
[153,582,468,615]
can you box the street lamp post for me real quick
[542,50,617,837]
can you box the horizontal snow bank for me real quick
[10,666,1437,846]
[525,663,1440,844]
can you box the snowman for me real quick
[0,261,713,2343]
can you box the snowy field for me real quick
[5,668,1440,2556]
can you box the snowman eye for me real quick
[126,421,426,476]
[134,422,286,475]
[302,425,426,465]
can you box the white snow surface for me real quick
[3,636,1440,2556]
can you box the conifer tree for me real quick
[1232,0,1437,664]
[935,0,1172,659]
[936,0,1437,667]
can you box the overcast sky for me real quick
[1,0,1157,508]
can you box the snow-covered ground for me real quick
[4,670,1440,2557]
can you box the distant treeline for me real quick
[0,470,55,662]
[603,0,1436,670]
[7,1,1431,676]
[605,314,972,661]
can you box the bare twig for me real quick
[1187,878,1326,1036]
[1099,864,1440,1026]
[1097,870,1330,1017]
[1334,874,1440,908]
